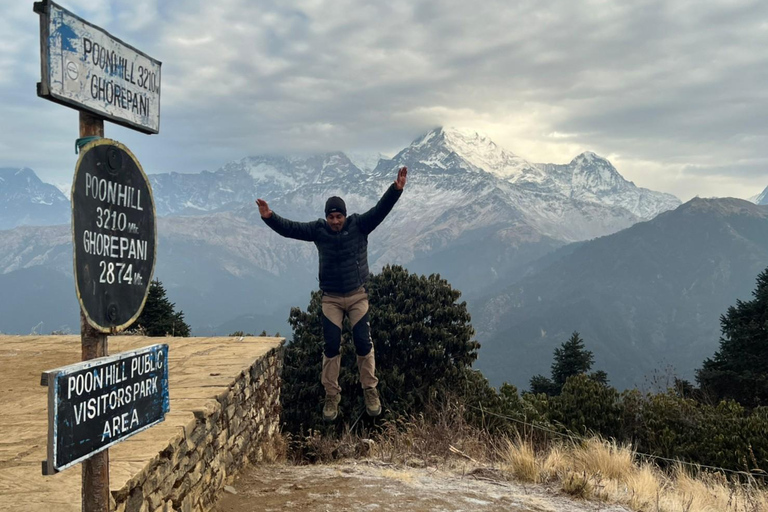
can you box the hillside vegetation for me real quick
[278,266,768,511]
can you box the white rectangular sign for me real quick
[35,0,161,134]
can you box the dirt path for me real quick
[213,461,632,512]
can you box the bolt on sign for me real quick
[41,344,169,474]
[35,0,161,134]
[73,139,157,332]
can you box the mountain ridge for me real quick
[0,126,681,228]
[473,197,768,389]
[0,126,682,339]
[0,167,70,230]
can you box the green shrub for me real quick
[281,266,480,434]
[548,374,622,438]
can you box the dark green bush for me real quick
[281,265,480,435]
[548,374,622,438]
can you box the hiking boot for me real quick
[363,387,381,416]
[323,393,341,421]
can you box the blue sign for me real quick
[41,344,169,474]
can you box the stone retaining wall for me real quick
[112,343,284,512]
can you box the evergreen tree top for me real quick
[551,331,594,388]
[131,279,191,337]
[697,266,768,407]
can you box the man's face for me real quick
[326,212,346,232]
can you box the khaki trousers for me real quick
[321,287,378,395]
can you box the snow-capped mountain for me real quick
[398,127,538,180]
[403,127,679,220]
[0,127,682,334]
[0,127,683,283]
[0,168,70,229]
[751,185,768,205]
[149,169,256,216]
[376,127,680,244]
[223,126,683,296]
[346,151,389,172]
[536,152,680,220]
[3,127,676,237]
[149,152,364,216]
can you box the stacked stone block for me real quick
[112,344,284,512]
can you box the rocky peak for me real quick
[392,127,539,182]
[751,185,768,205]
[0,167,70,229]
[568,152,629,195]
[0,167,67,202]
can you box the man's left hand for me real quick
[395,166,408,190]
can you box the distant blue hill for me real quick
[474,197,768,390]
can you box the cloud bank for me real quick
[1,0,766,200]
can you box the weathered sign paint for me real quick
[73,139,157,333]
[41,344,170,475]
[35,0,161,134]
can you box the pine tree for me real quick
[133,279,191,337]
[696,269,768,407]
[552,332,594,387]
[529,374,559,395]
[530,332,606,395]
[281,265,480,434]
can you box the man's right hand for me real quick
[256,198,272,218]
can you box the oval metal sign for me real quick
[72,139,156,332]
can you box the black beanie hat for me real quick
[325,196,346,216]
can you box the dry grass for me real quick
[285,409,768,512]
[500,435,564,484]
[561,471,595,499]
[286,428,370,464]
[502,435,540,482]
[286,402,493,467]
[656,467,768,512]
[371,403,494,468]
[571,438,635,482]
[622,462,663,510]
[498,436,768,511]
[260,431,288,463]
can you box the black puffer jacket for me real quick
[262,184,402,294]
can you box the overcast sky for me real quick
[2,0,767,201]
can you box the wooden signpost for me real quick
[35,2,163,510]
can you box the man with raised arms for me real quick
[256,166,407,421]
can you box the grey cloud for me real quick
[680,161,768,180]
[2,0,767,198]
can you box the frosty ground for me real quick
[213,461,631,512]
